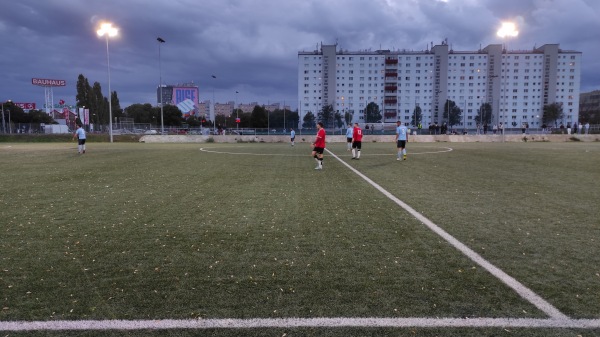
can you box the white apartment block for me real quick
[298,42,581,129]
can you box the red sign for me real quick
[235,118,241,123]
[32,78,66,86]
[14,102,36,110]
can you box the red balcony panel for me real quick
[385,86,397,91]
[385,73,398,78]
[385,59,398,64]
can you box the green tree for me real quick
[111,91,123,119]
[317,105,334,128]
[250,105,268,128]
[411,105,422,127]
[443,99,462,128]
[125,103,156,123]
[75,74,92,109]
[344,110,354,125]
[334,111,344,128]
[302,111,316,129]
[90,82,107,124]
[162,105,183,126]
[365,102,382,123]
[542,103,564,127]
[475,102,493,126]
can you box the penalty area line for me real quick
[326,149,569,321]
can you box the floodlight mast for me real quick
[97,22,118,143]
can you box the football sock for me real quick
[352,149,355,157]
[357,150,360,158]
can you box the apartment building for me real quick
[298,42,581,129]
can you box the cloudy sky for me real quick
[1,0,599,110]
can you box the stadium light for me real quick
[497,22,518,141]
[157,37,166,135]
[97,22,118,143]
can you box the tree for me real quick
[334,111,344,128]
[111,91,123,119]
[344,110,354,125]
[411,105,422,127]
[365,102,382,123]
[317,105,334,128]
[542,103,564,127]
[75,74,92,109]
[162,105,183,126]
[90,82,107,124]
[475,102,493,126]
[250,105,268,128]
[302,111,316,129]
[443,99,462,128]
[125,103,156,123]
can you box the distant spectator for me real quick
[585,122,590,134]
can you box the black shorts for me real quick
[291,137,295,141]
[78,139,86,145]
[397,140,406,148]
[312,147,324,154]
[352,141,362,149]
[346,137,352,143]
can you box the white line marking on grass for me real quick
[326,149,569,321]
[1,317,599,331]
[199,146,452,157]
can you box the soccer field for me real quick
[0,141,599,336]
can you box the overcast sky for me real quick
[1,0,599,110]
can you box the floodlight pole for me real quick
[97,23,118,143]
[157,37,166,135]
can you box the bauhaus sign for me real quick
[32,78,66,86]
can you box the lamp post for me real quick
[157,37,166,135]
[2,100,12,134]
[497,22,518,139]
[97,22,118,143]
[211,75,217,134]
[235,91,239,130]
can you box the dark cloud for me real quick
[1,0,599,108]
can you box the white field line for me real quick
[326,149,569,321]
[199,146,453,157]
[1,317,600,331]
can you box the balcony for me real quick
[385,72,398,78]
[385,58,398,65]
[385,85,397,91]
[384,99,398,105]
[384,112,397,118]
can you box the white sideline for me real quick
[326,149,569,320]
[1,317,600,331]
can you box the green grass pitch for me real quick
[0,141,599,336]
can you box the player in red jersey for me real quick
[351,122,363,160]
[311,122,326,170]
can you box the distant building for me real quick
[579,90,600,113]
[298,42,581,129]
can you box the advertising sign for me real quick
[14,102,36,110]
[172,87,199,117]
[32,78,66,86]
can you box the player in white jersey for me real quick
[395,121,408,161]
[345,124,353,151]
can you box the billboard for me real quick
[14,102,36,110]
[32,78,66,86]
[172,87,199,118]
